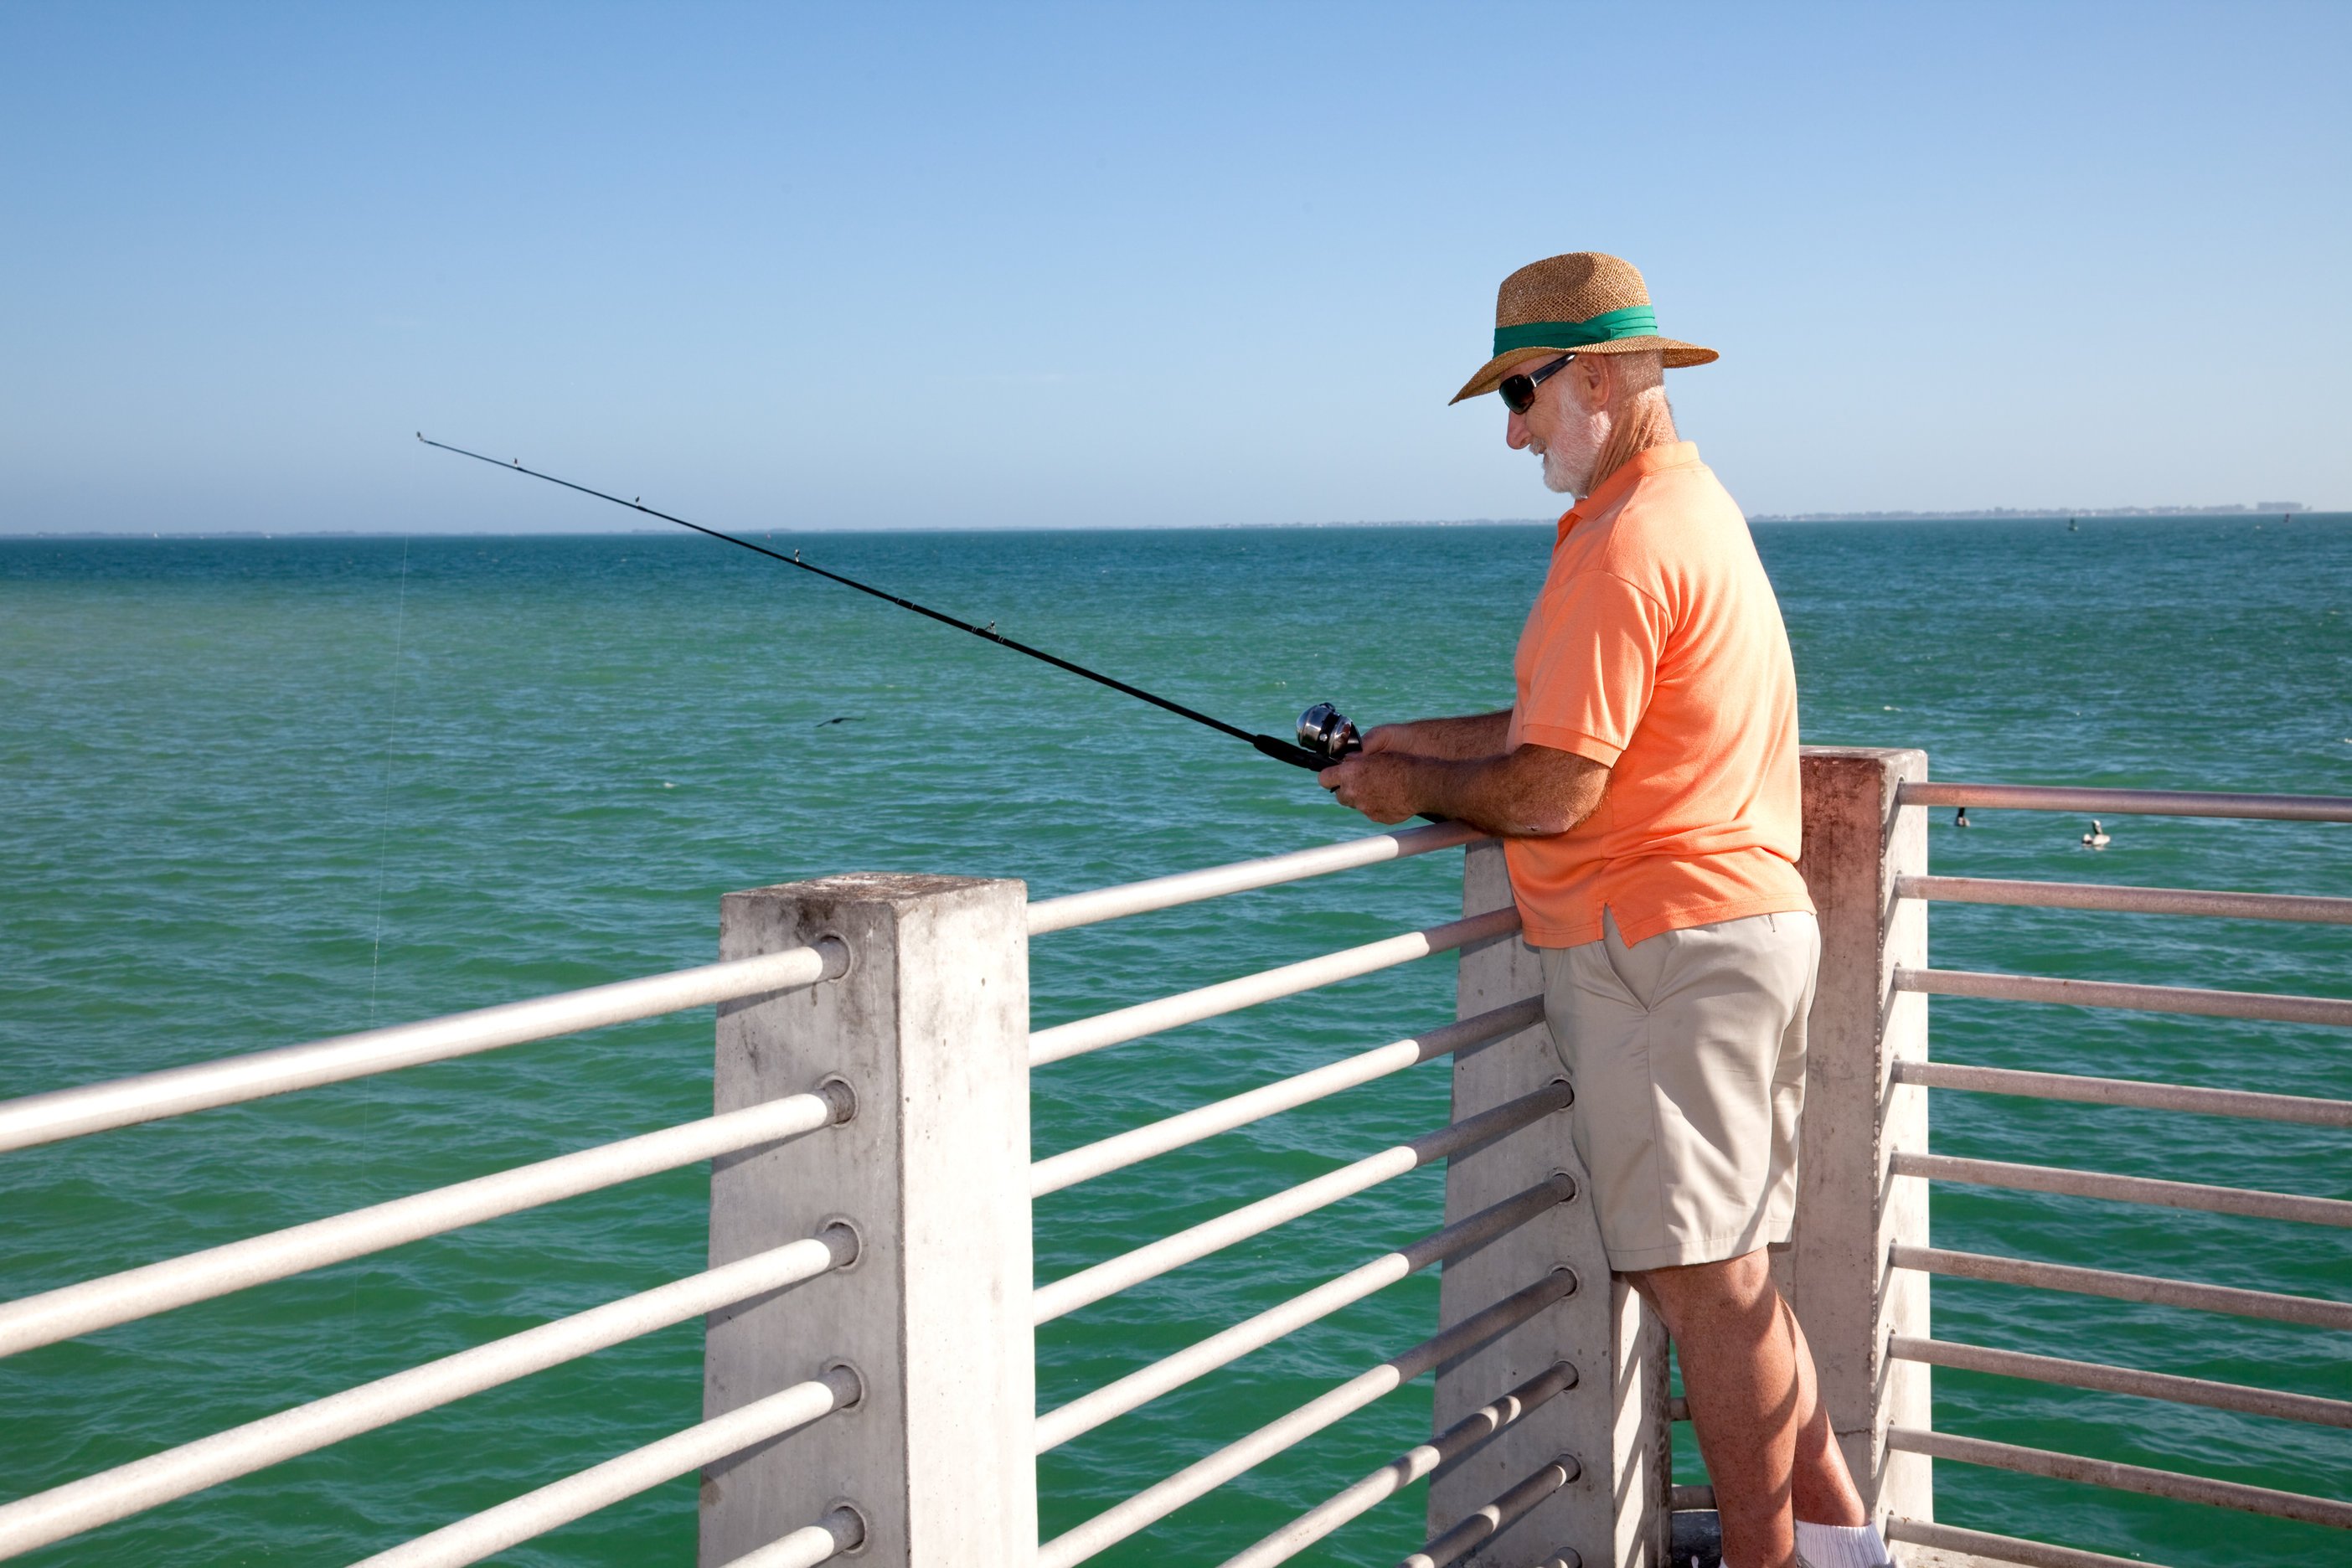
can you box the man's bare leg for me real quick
[1782,1301,1865,1530]
[1627,1249,1865,1568]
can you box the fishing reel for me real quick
[1296,702,1363,765]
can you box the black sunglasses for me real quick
[1498,353,1576,415]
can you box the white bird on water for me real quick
[2081,819,2111,848]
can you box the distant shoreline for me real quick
[4,506,2340,539]
[1748,504,2311,522]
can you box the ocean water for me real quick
[1,515,2347,1567]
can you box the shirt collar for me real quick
[1555,441,1701,542]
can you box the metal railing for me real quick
[3,815,1550,1566]
[1019,818,1613,1566]
[0,936,858,1563]
[7,770,2344,1566]
[1874,776,2352,1567]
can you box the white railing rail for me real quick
[1024,819,1480,934]
[1897,780,2352,822]
[0,939,848,1153]
[1026,905,1518,1065]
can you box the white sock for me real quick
[1794,1519,1892,1568]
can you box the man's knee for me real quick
[1622,1248,1775,1329]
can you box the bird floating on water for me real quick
[2081,819,2110,848]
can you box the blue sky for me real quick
[3,3,2345,534]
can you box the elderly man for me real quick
[1321,252,1889,1568]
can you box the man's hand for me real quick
[1318,751,1421,824]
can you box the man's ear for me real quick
[1574,353,1612,412]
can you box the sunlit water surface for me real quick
[3,514,2347,1565]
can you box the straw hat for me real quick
[1448,251,1716,404]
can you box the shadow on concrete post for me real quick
[1429,840,1670,1568]
[1785,747,1932,1544]
[699,873,1034,1568]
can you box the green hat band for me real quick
[1492,305,1659,357]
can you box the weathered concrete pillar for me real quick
[1784,747,1932,1536]
[1429,839,1670,1568]
[699,874,1034,1567]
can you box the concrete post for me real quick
[698,874,1034,1567]
[1428,840,1670,1568]
[1782,747,1932,1539]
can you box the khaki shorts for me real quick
[1538,908,1819,1272]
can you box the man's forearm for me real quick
[1394,747,1606,838]
[1374,709,1512,761]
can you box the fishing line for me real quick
[416,434,1355,771]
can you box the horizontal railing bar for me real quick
[1895,966,2352,1029]
[1896,874,2352,925]
[1885,1518,2171,1568]
[0,1231,854,1561]
[1029,908,1521,1066]
[1034,1176,1575,1453]
[1886,1426,2352,1529]
[1889,1336,2352,1429]
[1896,781,2352,822]
[1026,823,1484,935]
[1403,1453,1579,1568]
[711,1506,868,1568]
[1032,1081,1573,1325]
[1216,1363,1576,1568]
[1890,1244,2352,1331]
[349,1368,863,1568]
[1669,1485,1715,1510]
[0,1090,847,1359]
[1037,1269,1576,1568]
[1890,1059,2352,1127]
[1891,1151,2352,1228]
[1031,998,1544,1197]
[0,941,848,1155]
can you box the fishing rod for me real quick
[417,435,1365,773]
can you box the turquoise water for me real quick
[2,517,2348,1565]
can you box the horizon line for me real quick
[8,505,2349,541]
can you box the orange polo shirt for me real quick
[1504,442,1812,948]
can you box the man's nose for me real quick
[1506,410,1530,450]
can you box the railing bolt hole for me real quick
[822,1498,870,1554]
[815,1075,859,1124]
[821,1359,868,1411]
[818,1216,865,1271]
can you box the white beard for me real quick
[1534,408,1607,495]
[1538,442,1586,495]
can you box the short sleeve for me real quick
[1514,570,1669,766]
